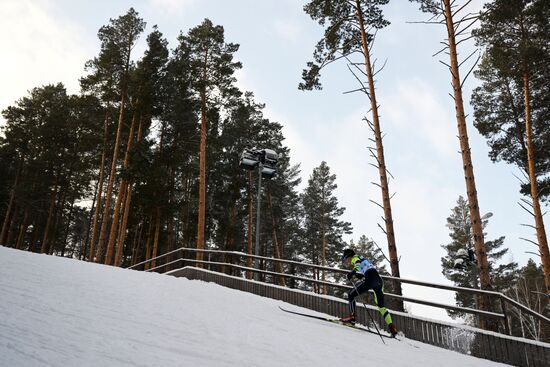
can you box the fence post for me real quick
[500,296,511,336]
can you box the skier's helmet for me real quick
[342,248,355,262]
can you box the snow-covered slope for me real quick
[0,247,508,367]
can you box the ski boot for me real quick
[340,313,356,324]
[389,323,398,337]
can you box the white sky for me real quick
[1,0,548,322]
[0,246,511,366]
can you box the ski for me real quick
[278,306,398,340]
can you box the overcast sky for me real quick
[1,0,547,322]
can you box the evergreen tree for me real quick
[301,161,352,293]
[410,0,496,327]
[441,196,518,328]
[301,0,403,307]
[472,0,550,294]
[108,26,171,267]
[1,84,102,253]
[86,8,146,264]
[176,19,242,263]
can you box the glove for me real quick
[347,270,364,281]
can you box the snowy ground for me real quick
[0,246,509,367]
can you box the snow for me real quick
[0,247,510,367]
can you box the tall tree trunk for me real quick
[166,211,175,270]
[82,178,99,260]
[114,181,131,267]
[165,167,176,271]
[60,192,77,257]
[15,209,29,250]
[151,207,161,269]
[130,221,143,266]
[247,171,254,279]
[355,0,403,310]
[96,92,128,263]
[442,0,493,328]
[105,112,137,265]
[41,179,59,254]
[522,70,550,295]
[49,182,70,255]
[5,207,18,248]
[144,212,155,270]
[180,172,191,248]
[196,84,208,265]
[89,111,109,261]
[1,162,21,246]
[115,114,144,267]
[267,188,285,287]
[320,189,327,294]
[196,46,209,266]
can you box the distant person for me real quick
[340,248,398,337]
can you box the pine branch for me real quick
[458,49,477,69]
[371,239,391,264]
[455,18,478,38]
[512,172,528,185]
[520,197,534,208]
[518,201,535,217]
[451,0,473,19]
[520,237,539,247]
[433,45,449,57]
[372,59,388,78]
[377,222,387,235]
[456,33,475,47]
[343,87,368,95]
[460,51,481,89]
[406,20,445,25]
[524,250,541,258]
[369,199,384,210]
[439,59,451,69]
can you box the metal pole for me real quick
[254,162,263,280]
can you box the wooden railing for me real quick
[127,247,549,336]
[165,266,550,367]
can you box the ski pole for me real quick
[350,279,386,344]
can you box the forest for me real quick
[0,0,548,341]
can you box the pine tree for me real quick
[176,19,242,264]
[441,196,518,328]
[301,161,352,293]
[409,0,497,328]
[301,0,403,308]
[1,84,102,254]
[472,0,550,295]
[107,26,170,267]
[86,8,146,264]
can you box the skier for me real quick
[340,248,398,337]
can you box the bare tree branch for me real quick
[460,52,481,88]
[369,199,384,210]
[451,0,473,19]
[520,237,540,247]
